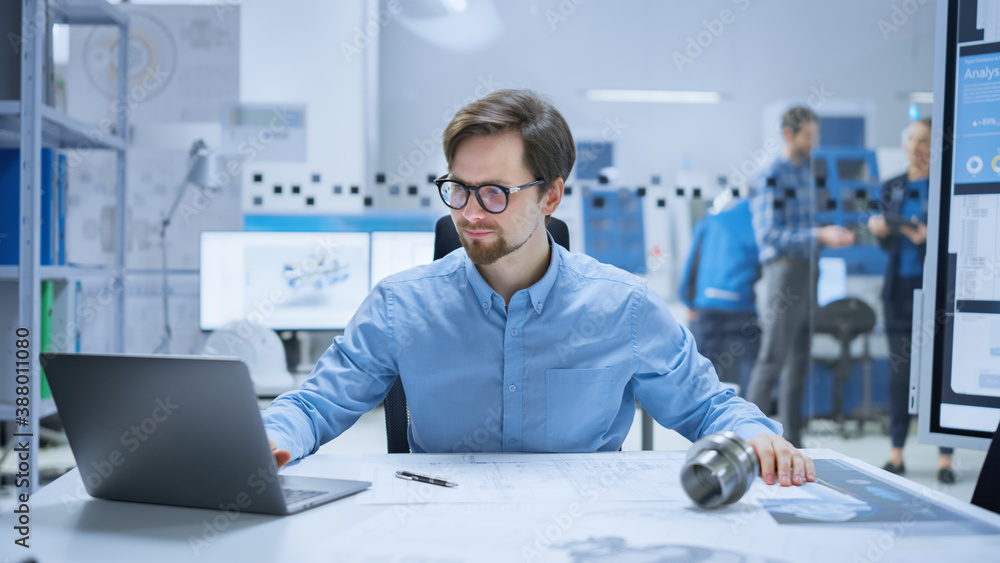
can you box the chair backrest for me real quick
[971,419,1000,515]
[382,215,571,453]
[812,298,876,341]
[433,215,570,260]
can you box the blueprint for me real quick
[359,452,690,505]
[66,4,239,124]
[312,452,1000,562]
[759,459,1000,535]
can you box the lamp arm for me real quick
[154,180,190,354]
[162,180,191,231]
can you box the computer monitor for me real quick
[917,0,1000,450]
[200,231,371,331]
[817,257,848,308]
[370,231,435,290]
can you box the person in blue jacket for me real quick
[679,197,761,397]
[868,117,955,484]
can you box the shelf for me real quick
[0,264,114,281]
[50,0,129,27]
[0,397,57,420]
[0,101,127,151]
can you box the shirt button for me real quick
[510,329,518,336]
[509,384,516,392]
[536,303,543,311]
[482,302,488,309]
[508,438,516,445]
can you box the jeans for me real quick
[747,258,816,448]
[884,276,953,455]
[690,310,760,398]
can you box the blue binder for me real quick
[56,153,66,265]
[40,148,54,265]
[0,148,58,265]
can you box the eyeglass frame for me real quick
[434,175,547,214]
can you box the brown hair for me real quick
[443,89,576,197]
[781,105,818,135]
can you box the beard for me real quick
[455,218,535,265]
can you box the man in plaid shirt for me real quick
[747,106,854,447]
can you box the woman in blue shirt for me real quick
[869,118,955,483]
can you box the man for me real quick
[868,117,955,483]
[679,196,760,397]
[747,106,855,448]
[265,89,814,487]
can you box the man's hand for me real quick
[747,433,815,486]
[899,219,927,245]
[269,437,291,471]
[818,225,855,248]
[867,215,890,239]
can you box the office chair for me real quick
[971,420,1000,515]
[812,297,877,438]
[432,215,570,260]
[382,216,570,453]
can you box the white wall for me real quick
[110,0,374,213]
[376,0,936,198]
[239,0,372,213]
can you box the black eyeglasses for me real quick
[435,176,546,214]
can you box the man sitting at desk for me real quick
[263,89,815,488]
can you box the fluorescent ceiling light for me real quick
[585,89,721,104]
[441,0,468,12]
[910,91,934,104]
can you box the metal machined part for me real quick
[681,431,759,508]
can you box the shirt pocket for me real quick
[544,368,618,441]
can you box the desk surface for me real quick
[5,449,1000,563]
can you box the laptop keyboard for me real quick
[283,488,327,504]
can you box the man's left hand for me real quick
[747,433,816,486]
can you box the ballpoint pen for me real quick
[395,470,458,488]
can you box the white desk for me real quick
[5,449,1000,562]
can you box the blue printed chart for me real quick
[954,44,1000,192]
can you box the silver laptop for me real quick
[42,352,370,515]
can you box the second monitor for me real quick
[200,231,371,331]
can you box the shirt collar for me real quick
[775,155,810,173]
[464,231,562,316]
[527,231,561,315]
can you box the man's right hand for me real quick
[818,225,855,248]
[867,215,890,239]
[269,438,291,470]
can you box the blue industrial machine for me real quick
[582,189,647,274]
[812,147,888,276]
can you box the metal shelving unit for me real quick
[1,0,128,493]
[0,264,116,281]
[0,101,128,150]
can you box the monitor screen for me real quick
[370,231,435,290]
[200,232,371,331]
[817,257,848,308]
[920,0,1000,449]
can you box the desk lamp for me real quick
[154,140,220,354]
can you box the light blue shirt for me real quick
[263,240,781,460]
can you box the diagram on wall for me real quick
[64,149,242,270]
[67,4,239,123]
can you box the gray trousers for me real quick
[747,258,816,447]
